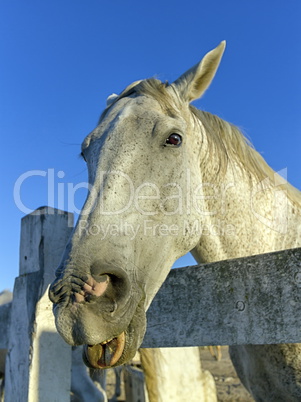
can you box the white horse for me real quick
[49,41,301,401]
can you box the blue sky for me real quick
[1,1,300,291]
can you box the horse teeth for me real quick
[101,337,114,345]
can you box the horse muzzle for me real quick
[49,262,146,368]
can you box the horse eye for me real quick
[165,133,182,147]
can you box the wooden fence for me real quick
[1,207,301,401]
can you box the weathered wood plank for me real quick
[142,247,301,348]
[0,302,11,348]
[5,207,74,402]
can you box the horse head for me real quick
[49,42,226,368]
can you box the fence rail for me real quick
[143,247,301,347]
[1,207,301,400]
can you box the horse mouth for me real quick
[83,332,126,368]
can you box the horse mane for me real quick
[190,108,301,207]
[101,78,301,207]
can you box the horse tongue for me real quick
[84,332,125,368]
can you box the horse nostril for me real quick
[83,274,110,297]
[90,264,131,308]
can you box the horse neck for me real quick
[191,163,301,264]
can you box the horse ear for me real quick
[172,41,226,102]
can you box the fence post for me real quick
[5,207,74,402]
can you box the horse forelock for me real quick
[98,78,181,124]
